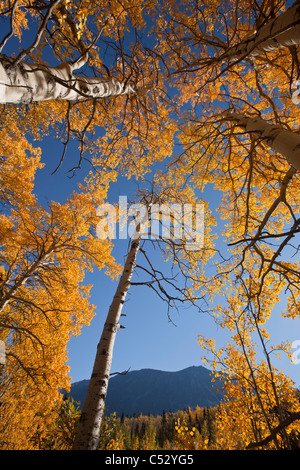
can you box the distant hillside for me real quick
[68,365,224,417]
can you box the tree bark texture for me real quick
[0,53,136,104]
[221,0,300,63]
[72,238,140,450]
[226,112,300,171]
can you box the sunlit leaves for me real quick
[0,140,122,449]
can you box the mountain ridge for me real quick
[68,365,224,417]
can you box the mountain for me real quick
[68,365,224,417]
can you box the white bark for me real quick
[0,53,136,104]
[72,238,140,451]
[226,112,300,171]
[221,1,300,63]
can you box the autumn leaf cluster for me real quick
[0,0,300,450]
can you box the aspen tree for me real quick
[0,147,121,449]
[72,182,215,450]
[0,0,173,175]
[72,236,140,450]
[222,111,300,171]
[219,0,300,65]
[0,52,137,104]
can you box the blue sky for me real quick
[33,139,300,388]
[2,5,299,389]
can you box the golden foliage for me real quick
[0,126,121,448]
[1,0,300,450]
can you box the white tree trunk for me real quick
[221,0,300,63]
[72,238,140,451]
[0,53,136,104]
[225,112,300,171]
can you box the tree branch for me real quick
[246,411,300,449]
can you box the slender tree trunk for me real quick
[0,53,136,104]
[72,238,140,450]
[225,112,300,171]
[221,0,300,63]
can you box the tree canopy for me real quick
[0,0,300,450]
